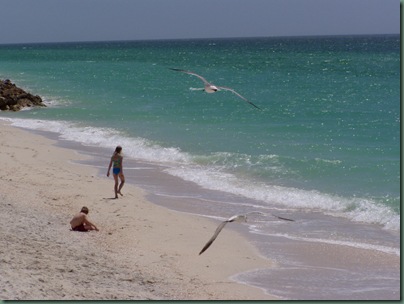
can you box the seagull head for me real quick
[228,215,248,223]
[204,84,219,93]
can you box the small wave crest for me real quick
[1,118,190,164]
[251,232,400,256]
[165,165,400,231]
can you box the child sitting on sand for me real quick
[70,206,99,232]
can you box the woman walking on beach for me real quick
[107,145,125,199]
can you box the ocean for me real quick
[0,35,400,299]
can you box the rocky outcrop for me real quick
[0,79,46,111]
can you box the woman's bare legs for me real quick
[118,173,125,196]
[113,174,119,198]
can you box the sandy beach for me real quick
[0,120,277,300]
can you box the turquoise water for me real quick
[0,35,400,300]
[0,35,399,229]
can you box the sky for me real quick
[1,0,400,44]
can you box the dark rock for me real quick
[0,79,46,111]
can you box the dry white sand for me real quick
[0,120,277,300]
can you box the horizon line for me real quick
[0,33,399,46]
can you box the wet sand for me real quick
[0,120,278,300]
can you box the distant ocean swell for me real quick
[3,117,399,232]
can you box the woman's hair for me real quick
[80,206,89,214]
[115,146,122,154]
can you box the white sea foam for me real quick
[2,118,190,164]
[165,165,400,231]
[2,117,399,232]
[251,232,400,256]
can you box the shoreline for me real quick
[0,120,278,300]
[1,117,400,300]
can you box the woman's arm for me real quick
[107,158,113,176]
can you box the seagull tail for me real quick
[271,213,294,221]
[169,68,182,71]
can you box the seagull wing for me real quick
[246,211,294,222]
[170,68,211,85]
[270,213,294,221]
[199,212,293,255]
[199,220,229,255]
[217,86,262,110]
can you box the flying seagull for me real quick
[170,68,262,110]
[199,211,294,255]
